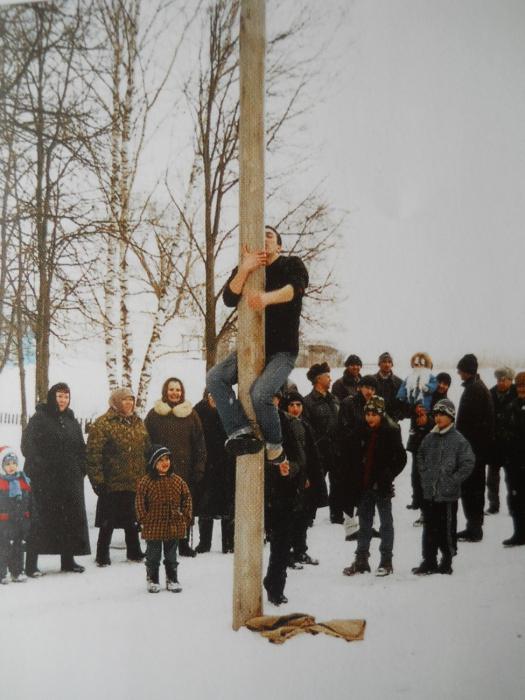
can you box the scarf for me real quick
[3,472,29,498]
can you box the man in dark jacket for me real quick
[339,375,379,541]
[332,354,362,402]
[413,399,475,575]
[374,352,403,421]
[430,372,452,409]
[455,354,495,542]
[206,226,308,468]
[302,362,342,523]
[343,396,407,577]
[502,371,525,547]
[486,366,516,514]
[280,392,326,566]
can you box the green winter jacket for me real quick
[86,409,151,493]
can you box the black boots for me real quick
[342,552,370,576]
[165,563,182,592]
[147,566,160,593]
[179,537,197,557]
[60,554,85,573]
[195,518,213,554]
[221,518,234,554]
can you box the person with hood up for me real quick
[21,383,90,576]
[145,377,206,557]
[87,387,150,566]
[135,445,192,593]
[0,447,31,584]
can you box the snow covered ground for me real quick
[1,362,524,699]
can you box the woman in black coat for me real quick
[21,383,90,575]
[193,391,235,554]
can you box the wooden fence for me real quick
[0,412,92,433]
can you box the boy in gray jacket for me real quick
[413,399,475,575]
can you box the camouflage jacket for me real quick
[86,409,151,493]
[135,473,192,541]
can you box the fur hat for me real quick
[494,366,515,381]
[410,352,433,369]
[515,372,525,387]
[433,398,456,420]
[358,375,378,390]
[364,396,385,415]
[457,354,478,375]
[307,362,330,384]
[109,387,135,413]
[344,354,362,368]
[436,372,452,386]
[378,352,393,364]
[280,391,304,411]
[0,446,19,473]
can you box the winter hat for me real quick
[494,366,515,381]
[410,352,433,369]
[515,372,525,387]
[0,446,19,473]
[433,398,456,420]
[344,354,362,368]
[358,375,378,391]
[378,352,393,364]
[364,396,385,415]
[280,391,304,411]
[457,354,478,375]
[307,362,330,383]
[436,372,452,386]
[147,444,172,473]
[161,377,185,405]
[109,387,135,413]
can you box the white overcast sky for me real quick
[313,0,525,366]
[3,0,524,368]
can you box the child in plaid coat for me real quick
[135,445,192,593]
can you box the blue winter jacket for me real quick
[416,425,475,502]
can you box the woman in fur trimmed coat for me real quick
[144,377,206,556]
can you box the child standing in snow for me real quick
[0,446,31,584]
[135,445,192,593]
[413,399,474,575]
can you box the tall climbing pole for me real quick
[232,0,266,631]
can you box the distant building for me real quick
[297,343,344,368]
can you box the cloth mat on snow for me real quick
[246,613,366,644]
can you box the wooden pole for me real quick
[232,0,266,631]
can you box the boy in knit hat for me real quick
[0,447,31,584]
[135,445,192,593]
[343,396,406,577]
[413,399,475,575]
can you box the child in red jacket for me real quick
[0,446,31,584]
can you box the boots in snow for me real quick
[221,518,234,554]
[375,556,393,577]
[195,518,213,554]
[165,563,182,593]
[147,567,161,593]
[412,560,439,575]
[343,552,370,576]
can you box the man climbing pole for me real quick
[206,226,308,469]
